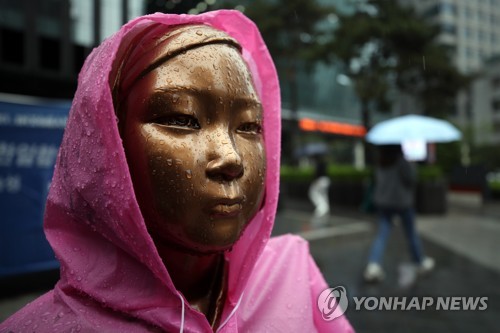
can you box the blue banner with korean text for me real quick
[0,94,70,277]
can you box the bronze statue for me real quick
[113,24,265,327]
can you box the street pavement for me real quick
[1,194,499,332]
[275,195,500,333]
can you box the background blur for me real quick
[1,0,499,332]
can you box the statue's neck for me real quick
[156,244,226,328]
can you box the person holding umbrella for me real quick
[363,144,434,282]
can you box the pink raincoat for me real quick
[1,10,354,333]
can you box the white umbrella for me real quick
[366,114,461,145]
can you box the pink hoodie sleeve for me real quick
[309,255,355,332]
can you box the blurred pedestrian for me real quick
[309,154,331,227]
[363,144,434,282]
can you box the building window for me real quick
[423,4,439,18]
[0,28,24,65]
[466,7,477,20]
[478,10,486,22]
[440,3,456,15]
[492,99,500,111]
[39,36,60,71]
[467,47,475,58]
[424,3,456,18]
[479,30,486,41]
[493,76,500,86]
[465,27,473,39]
[37,0,63,38]
[441,23,456,35]
[493,121,500,134]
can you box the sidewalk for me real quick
[276,197,500,274]
[274,196,500,333]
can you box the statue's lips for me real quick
[206,199,243,218]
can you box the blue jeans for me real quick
[368,207,424,264]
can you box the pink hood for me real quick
[1,10,354,333]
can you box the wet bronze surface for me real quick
[121,42,265,254]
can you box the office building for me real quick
[400,0,500,74]
[400,0,500,144]
[0,0,144,98]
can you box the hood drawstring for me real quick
[216,293,244,333]
[176,291,243,333]
[177,291,185,333]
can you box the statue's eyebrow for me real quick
[153,86,200,94]
[153,87,262,107]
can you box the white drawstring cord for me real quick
[177,291,185,333]
[216,292,244,333]
[177,290,243,333]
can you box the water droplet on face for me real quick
[167,159,173,166]
[196,30,203,36]
[185,170,192,179]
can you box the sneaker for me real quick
[310,214,330,228]
[363,262,385,282]
[418,257,435,275]
[398,263,418,287]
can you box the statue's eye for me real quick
[237,122,262,134]
[158,115,201,129]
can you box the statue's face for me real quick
[120,43,266,254]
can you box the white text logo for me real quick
[353,296,488,311]
[318,286,489,321]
